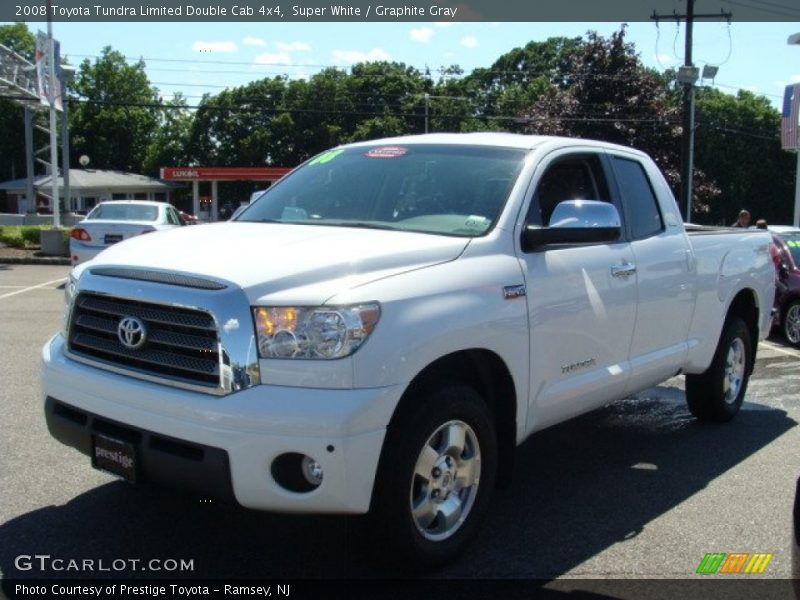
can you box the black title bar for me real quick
[3,0,798,22]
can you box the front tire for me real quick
[783,300,800,347]
[685,317,752,423]
[368,384,497,570]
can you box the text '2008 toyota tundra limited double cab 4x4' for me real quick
[43,134,775,566]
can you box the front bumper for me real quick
[43,334,403,513]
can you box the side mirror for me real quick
[522,200,622,251]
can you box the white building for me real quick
[0,169,177,214]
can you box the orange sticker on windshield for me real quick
[365,146,408,159]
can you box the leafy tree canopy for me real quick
[69,47,160,173]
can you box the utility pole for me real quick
[424,93,430,134]
[652,3,732,223]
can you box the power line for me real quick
[699,123,779,141]
[2,95,781,142]
[710,81,783,99]
[0,92,681,124]
[652,2,733,221]
[68,51,675,82]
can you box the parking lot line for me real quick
[0,277,65,300]
[759,340,800,358]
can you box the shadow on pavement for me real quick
[446,393,795,578]
[0,388,795,585]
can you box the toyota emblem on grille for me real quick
[117,316,147,350]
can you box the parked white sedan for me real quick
[69,201,185,266]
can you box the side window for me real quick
[527,155,611,226]
[612,157,664,240]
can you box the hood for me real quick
[85,222,469,304]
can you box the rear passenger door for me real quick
[608,153,696,392]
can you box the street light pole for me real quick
[60,65,74,215]
[681,0,695,223]
[46,0,60,228]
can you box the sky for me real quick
[5,20,800,109]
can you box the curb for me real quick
[0,256,71,266]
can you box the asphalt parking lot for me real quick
[1,264,799,588]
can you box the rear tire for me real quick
[685,317,752,423]
[783,300,800,348]
[367,384,497,571]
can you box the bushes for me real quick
[20,226,41,245]
[0,225,63,248]
[0,227,26,248]
[0,227,25,248]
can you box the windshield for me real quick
[783,234,800,266]
[87,203,159,222]
[238,144,527,237]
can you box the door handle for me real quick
[611,263,637,278]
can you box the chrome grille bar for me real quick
[68,292,221,389]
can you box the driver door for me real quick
[519,151,638,432]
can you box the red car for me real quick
[770,228,800,347]
[178,210,199,225]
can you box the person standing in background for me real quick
[732,209,751,228]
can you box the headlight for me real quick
[253,303,380,359]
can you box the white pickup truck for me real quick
[43,134,774,567]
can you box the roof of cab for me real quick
[343,132,649,156]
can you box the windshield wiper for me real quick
[336,221,400,231]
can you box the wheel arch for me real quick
[386,349,518,487]
[725,288,759,374]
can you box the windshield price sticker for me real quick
[365,146,409,159]
[308,149,344,165]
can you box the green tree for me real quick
[343,61,430,140]
[69,47,159,172]
[186,76,291,166]
[521,28,720,215]
[461,37,582,131]
[0,22,35,60]
[185,62,431,170]
[141,93,193,176]
[695,88,795,224]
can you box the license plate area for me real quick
[92,434,137,482]
[104,234,123,244]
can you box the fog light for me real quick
[302,455,323,486]
[271,452,323,493]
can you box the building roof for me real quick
[0,169,177,192]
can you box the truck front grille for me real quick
[67,293,220,389]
